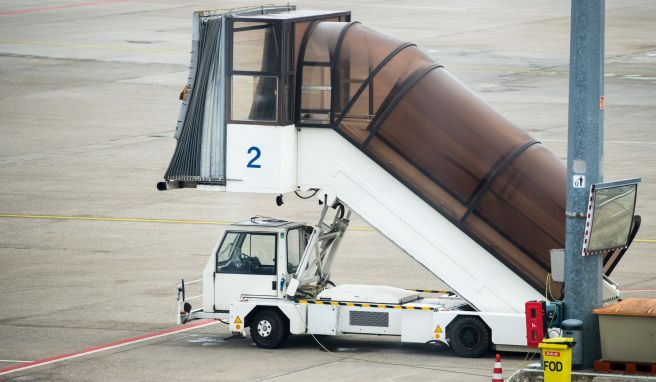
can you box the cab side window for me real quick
[286,227,306,273]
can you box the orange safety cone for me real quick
[492,353,504,382]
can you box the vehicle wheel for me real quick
[251,309,289,349]
[446,316,491,358]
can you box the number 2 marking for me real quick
[247,146,261,168]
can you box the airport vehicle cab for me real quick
[208,217,309,314]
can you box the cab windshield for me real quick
[216,232,277,275]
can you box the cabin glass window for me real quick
[216,232,239,266]
[231,75,278,121]
[286,227,306,273]
[216,232,277,275]
[232,22,278,72]
[231,21,279,122]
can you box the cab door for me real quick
[214,231,278,311]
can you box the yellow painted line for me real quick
[0,39,187,54]
[0,213,376,232]
[3,214,654,242]
[0,214,232,225]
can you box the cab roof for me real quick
[233,216,303,229]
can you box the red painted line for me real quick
[621,288,656,292]
[0,319,217,376]
[0,0,128,16]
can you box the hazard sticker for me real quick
[233,316,242,330]
[434,325,443,339]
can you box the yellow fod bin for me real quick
[539,337,575,382]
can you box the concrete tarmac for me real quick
[0,1,655,381]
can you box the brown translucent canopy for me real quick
[297,21,568,297]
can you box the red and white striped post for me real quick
[492,353,503,382]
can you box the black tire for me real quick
[250,309,289,349]
[446,316,491,358]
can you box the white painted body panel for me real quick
[477,312,527,346]
[307,304,337,335]
[225,123,297,193]
[202,249,217,313]
[215,274,277,311]
[401,309,435,343]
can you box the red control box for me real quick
[525,301,544,348]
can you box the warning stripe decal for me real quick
[297,299,433,311]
